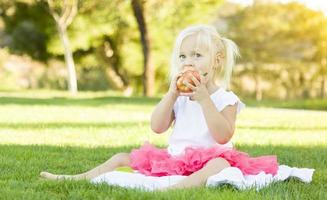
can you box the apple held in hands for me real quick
[176,69,201,93]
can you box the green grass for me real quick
[0,90,326,199]
[244,98,327,110]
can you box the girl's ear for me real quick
[214,52,224,69]
[215,52,224,65]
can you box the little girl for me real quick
[41,24,278,190]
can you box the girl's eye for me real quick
[179,55,186,59]
[195,53,202,57]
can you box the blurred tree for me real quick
[0,0,52,60]
[1,0,226,93]
[145,0,224,93]
[311,13,327,98]
[223,2,327,100]
[223,3,284,100]
[65,0,225,94]
[279,3,327,99]
[47,0,78,95]
[131,0,154,96]
[9,0,327,100]
[69,0,133,94]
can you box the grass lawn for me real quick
[0,90,326,199]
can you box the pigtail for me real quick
[220,37,240,90]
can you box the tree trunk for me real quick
[131,0,154,97]
[57,25,78,94]
[254,75,262,101]
[103,36,130,88]
[321,76,326,98]
[104,67,133,96]
[98,36,132,96]
[299,71,307,99]
[47,0,78,95]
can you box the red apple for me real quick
[176,68,201,93]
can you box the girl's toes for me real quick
[40,171,58,180]
[40,171,75,181]
[40,171,49,178]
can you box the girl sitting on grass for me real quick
[40,24,278,190]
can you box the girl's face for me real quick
[178,35,214,84]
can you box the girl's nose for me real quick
[182,58,195,67]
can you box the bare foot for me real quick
[40,171,74,180]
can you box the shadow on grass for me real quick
[0,96,160,107]
[1,95,327,110]
[237,125,327,131]
[1,122,327,131]
[244,98,327,111]
[0,121,149,129]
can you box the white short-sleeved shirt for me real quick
[167,87,245,156]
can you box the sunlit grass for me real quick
[0,91,326,199]
[1,103,326,147]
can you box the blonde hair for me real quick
[169,24,240,90]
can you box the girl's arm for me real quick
[150,91,178,133]
[151,72,182,134]
[185,74,238,144]
[199,98,237,144]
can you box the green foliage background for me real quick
[1,0,327,99]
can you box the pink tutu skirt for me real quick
[129,142,278,177]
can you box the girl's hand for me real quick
[181,72,210,103]
[168,72,183,98]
